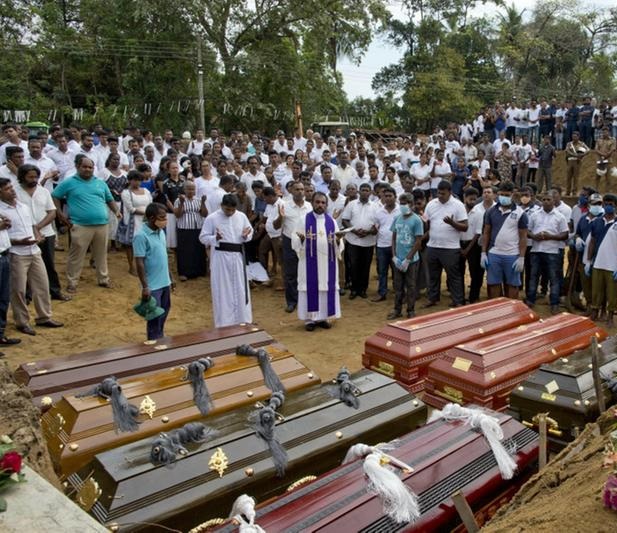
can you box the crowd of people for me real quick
[0,107,616,350]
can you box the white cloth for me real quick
[205,187,226,217]
[430,160,451,189]
[264,198,284,238]
[47,148,77,180]
[0,165,18,186]
[25,155,58,192]
[199,210,253,327]
[373,204,400,248]
[281,199,312,238]
[15,184,56,238]
[425,197,468,249]
[120,188,152,235]
[594,221,617,272]
[528,208,568,254]
[326,194,346,222]
[0,200,40,255]
[292,213,343,321]
[411,163,431,191]
[0,140,28,165]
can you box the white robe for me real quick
[292,213,343,322]
[200,210,253,327]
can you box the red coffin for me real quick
[209,410,538,533]
[423,313,608,412]
[363,298,539,392]
[14,324,272,408]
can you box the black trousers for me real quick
[38,235,62,298]
[427,246,464,305]
[282,235,299,307]
[347,243,374,295]
[460,241,483,303]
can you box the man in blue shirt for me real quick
[388,193,424,319]
[52,157,121,293]
[134,203,173,340]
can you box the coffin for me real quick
[209,410,538,533]
[15,324,273,408]
[42,343,318,478]
[508,336,617,447]
[423,314,608,412]
[65,371,427,532]
[363,298,539,392]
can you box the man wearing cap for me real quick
[564,131,588,196]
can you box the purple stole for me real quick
[305,212,337,316]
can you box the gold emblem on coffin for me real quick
[371,361,395,378]
[452,357,472,372]
[76,477,102,512]
[435,385,463,403]
[208,447,229,478]
[287,475,317,492]
[139,395,157,419]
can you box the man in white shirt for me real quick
[241,156,266,206]
[341,183,377,299]
[187,129,206,157]
[332,152,357,190]
[292,129,307,152]
[195,160,220,199]
[424,180,468,307]
[26,139,59,192]
[79,133,101,174]
[398,138,415,170]
[273,130,288,155]
[0,124,28,165]
[372,186,400,302]
[0,146,24,185]
[259,187,284,289]
[204,175,234,216]
[15,164,69,301]
[505,102,518,141]
[525,192,569,313]
[0,204,19,352]
[48,135,77,181]
[0,177,63,335]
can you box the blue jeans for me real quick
[147,285,171,340]
[526,252,560,306]
[376,246,393,297]
[0,254,9,336]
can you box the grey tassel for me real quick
[150,422,217,466]
[187,357,215,415]
[76,376,140,433]
[236,344,285,393]
[328,367,361,409]
[249,391,288,476]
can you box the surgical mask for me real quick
[578,195,588,206]
[498,195,512,207]
[589,205,604,216]
[399,205,411,216]
[605,204,615,215]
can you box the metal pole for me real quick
[451,490,479,533]
[197,37,205,131]
[591,336,606,414]
[538,413,548,470]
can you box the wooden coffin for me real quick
[209,410,538,533]
[508,336,617,447]
[15,324,273,409]
[363,298,539,393]
[423,314,608,412]
[42,343,318,478]
[65,371,427,532]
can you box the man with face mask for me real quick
[200,194,254,327]
[15,164,69,301]
[586,193,617,326]
[133,202,173,340]
[575,193,603,311]
[482,181,528,301]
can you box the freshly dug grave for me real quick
[0,362,60,489]
[483,410,617,532]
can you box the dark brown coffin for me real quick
[65,371,427,532]
[508,336,617,447]
[42,343,318,478]
[210,410,538,533]
[423,314,608,412]
[363,298,539,393]
[15,324,272,408]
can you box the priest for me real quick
[199,194,253,327]
[292,192,344,331]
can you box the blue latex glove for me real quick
[575,237,585,252]
[585,264,592,277]
[613,270,617,281]
[392,257,402,270]
[512,256,525,273]
[480,252,489,269]
[401,259,410,272]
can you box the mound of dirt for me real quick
[483,410,617,532]
[0,362,60,489]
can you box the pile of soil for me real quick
[484,409,617,532]
[0,362,60,489]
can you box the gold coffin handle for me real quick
[287,475,317,492]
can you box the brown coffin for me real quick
[210,410,538,533]
[42,343,318,478]
[65,371,427,532]
[363,298,539,393]
[508,336,617,447]
[423,313,608,412]
[15,324,272,408]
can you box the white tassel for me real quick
[363,453,420,524]
[430,403,517,480]
[342,442,414,473]
[229,494,265,533]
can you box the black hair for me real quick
[221,193,238,207]
[437,180,451,191]
[17,163,40,182]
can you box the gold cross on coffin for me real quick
[305,227,317,256]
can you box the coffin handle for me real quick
[287,475,317,492]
